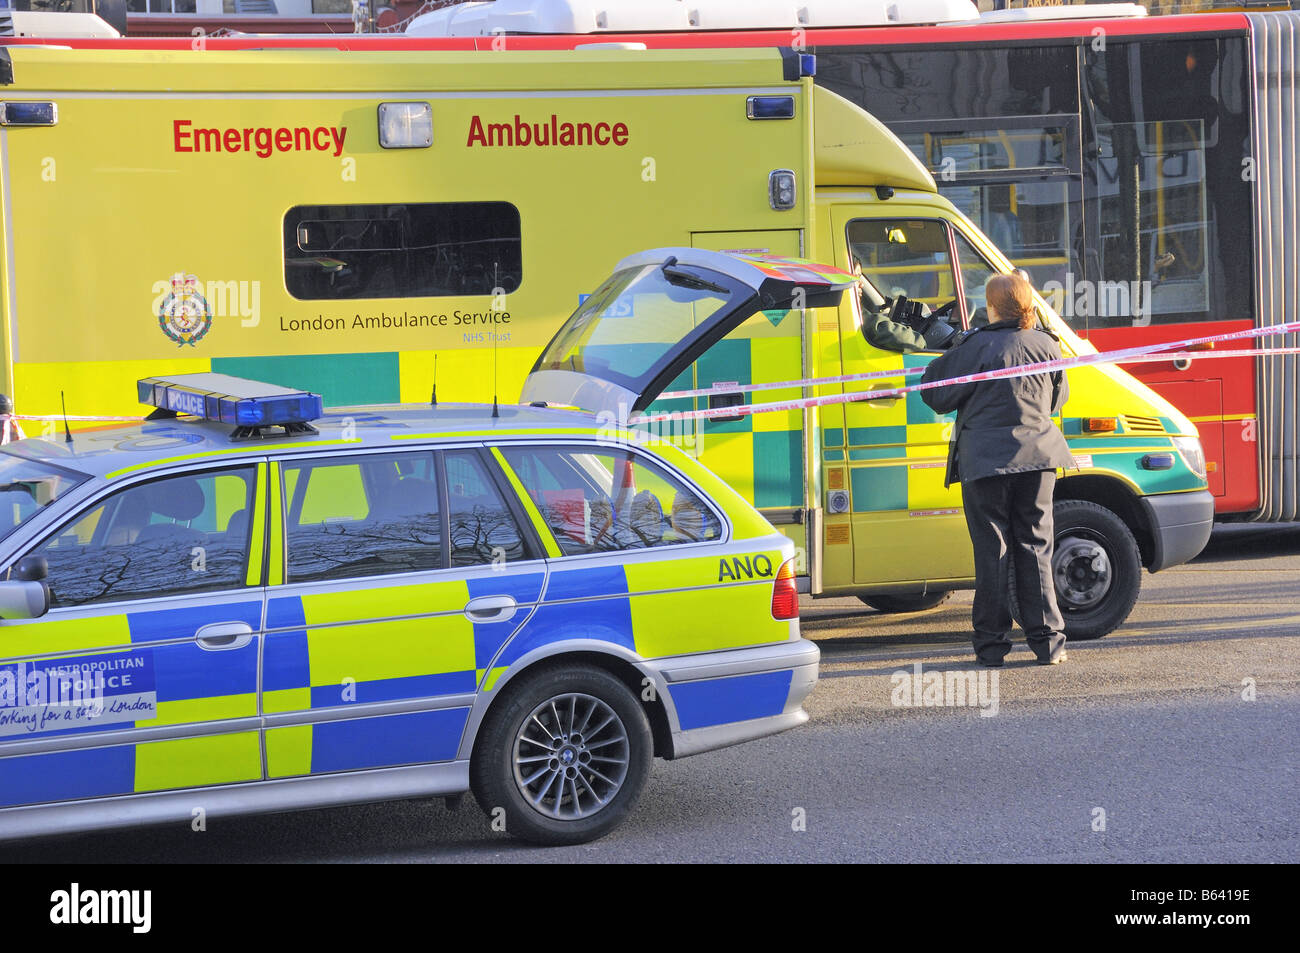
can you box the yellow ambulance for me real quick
[0,45,1211,638]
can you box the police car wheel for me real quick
[858,591,953,613]
[1010,500,1141,640]
[471,664,652,846]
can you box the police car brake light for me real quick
[771,559,799,620]
[137,373,323,442]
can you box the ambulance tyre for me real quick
[859,591,953,613]
[470,663,653,846]
[1009,499,1141,641]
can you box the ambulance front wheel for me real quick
[1012,499,1142,640]
[470,663,653,846]
[858,591,953,613]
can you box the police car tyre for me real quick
[858,591,953,613]
[470,664,652,846]
[1010,500,1141,640]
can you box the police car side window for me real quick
[444,450,528,568]
[283,452,442,584]
[500,446,722,556]
[31,467,257,609]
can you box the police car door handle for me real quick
[464,595,518,624]
[196,621,254,651]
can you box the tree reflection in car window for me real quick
[444,450,526,567]
[501,446,721,556]
[32,467,256,609]
[284,453,442,584]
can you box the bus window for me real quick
[1084,36,1254,327]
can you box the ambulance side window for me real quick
[500,446,722,556]
[443,450,530,567]
[952,230,1002,327]
[29,467,257,609]
[283,202,522,301]
[848,218,957,311]
[283,453,442,584]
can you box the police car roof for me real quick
[4,402,604,480]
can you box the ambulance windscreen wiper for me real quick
[660,256,727,295]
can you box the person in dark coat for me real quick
[920,273,1074,666]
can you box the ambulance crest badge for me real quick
[157,273,213,347]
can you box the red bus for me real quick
[4,2,1299,520]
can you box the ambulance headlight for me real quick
[769,169,797,211]
[1172,436,1207,480]
[378,102,433,149]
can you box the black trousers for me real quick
[961,469,1067,663]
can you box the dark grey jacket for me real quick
[920,321,1073,487]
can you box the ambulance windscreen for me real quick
[536,264,734,393]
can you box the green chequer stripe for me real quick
[847,425,907,447]
[823,427,845,447]
[1066,436,1174,450]
[823,449,845,462]
[906,390,949,425]
[753,430,801,508]
[212,353,400,407]
[849,446,903,461]
[851,465,908,512]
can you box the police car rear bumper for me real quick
[1141,489,1214,572]
[654,638,819,759]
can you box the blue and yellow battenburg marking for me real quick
[0,435,794,808]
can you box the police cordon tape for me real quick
[638,318,1300,424]
[657,347,1300,401]
[0,319,1298,434]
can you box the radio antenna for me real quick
[491,263,500,419]
[60,391,73,444]
[431,353,437,406]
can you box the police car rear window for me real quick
[501,446,722,555]
[0,453,91,547]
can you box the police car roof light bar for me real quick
[137,373,324,442]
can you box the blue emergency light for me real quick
[137,373,323,440]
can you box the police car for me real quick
[0,375,816,846]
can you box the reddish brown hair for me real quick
[985,273,1037,330]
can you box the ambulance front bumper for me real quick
[653,638,820,759]
[1142,489,1214,572]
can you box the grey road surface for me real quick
[3,524,1297,863]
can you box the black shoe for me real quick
[1037,650,1068,666]
[976,657,1005,668]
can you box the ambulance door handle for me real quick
[465,595,517,624]
[860,382,904,403]
[196,621,254,651]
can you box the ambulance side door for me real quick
[0,463,267,809]
[827,208,993,588]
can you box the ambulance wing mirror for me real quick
[0,580,49,620]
